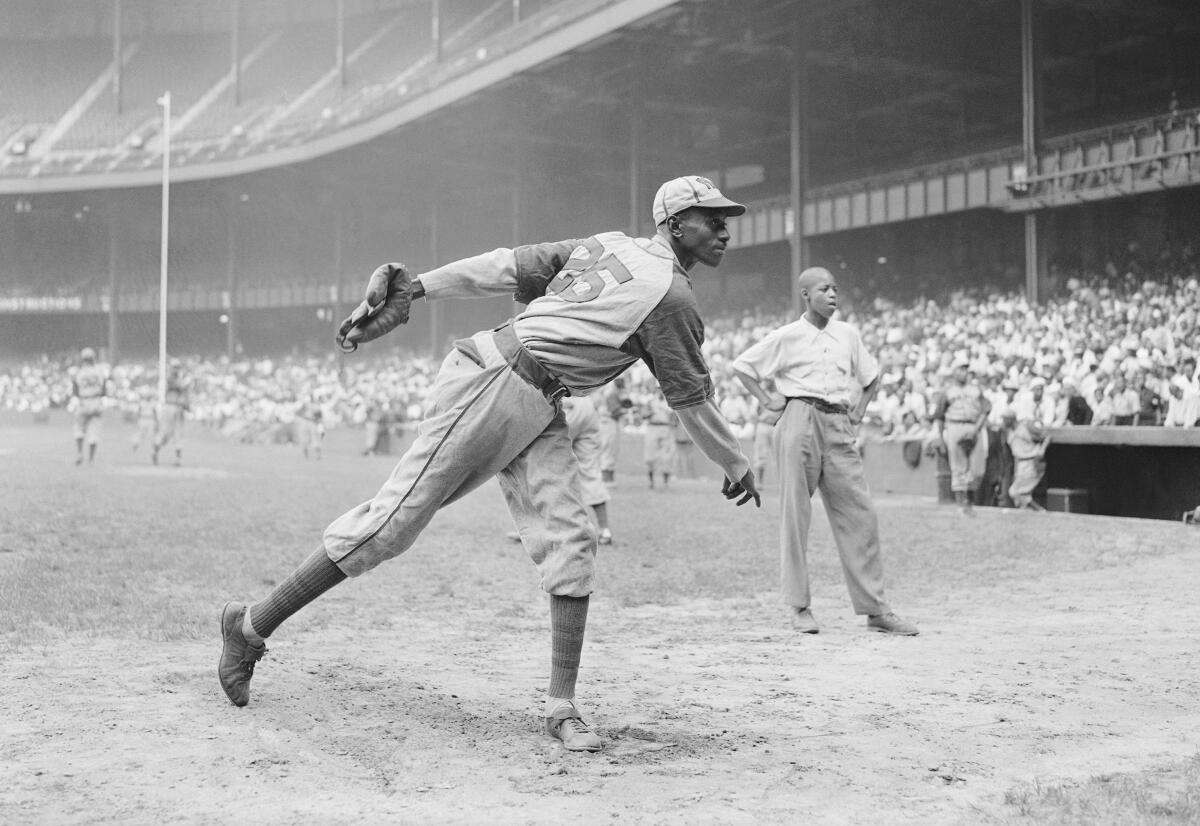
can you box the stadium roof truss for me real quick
[2,0,1199,237]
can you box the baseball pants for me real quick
[944,421,987,492]
[73,406,102,445]
[775,400,890,615]
[322,330,597,597]
[643,423,675,474]
[565,403,610,508]
[598,416,620,474]
[155,403,185,451]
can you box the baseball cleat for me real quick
[545,705,603,752]
[218,602,267,707]
[867,612,919,636]
[790,607,820,634]
[597,528,613,546]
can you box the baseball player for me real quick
[932,355,990,517]
[1008,418,1049,509]
[597,378,632,484]
[218,175,761,752]
[130,387,159,454]
[294,397,325,460]
[642,388,676,489]
[732,266,918,636]
[70,347,107,465]
[152,359,189,466]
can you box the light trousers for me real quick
[776,400,890,615]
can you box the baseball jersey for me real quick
[731,316,878,408]
[164,374,190,408]
[936,383,986,423]
[73,365,106,414]
[418,231,749,481]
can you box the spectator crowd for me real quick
[3,256,1200,453]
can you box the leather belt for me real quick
[788,396,849,416]
[492,323,571,403]
[946,419,977,424]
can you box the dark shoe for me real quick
[219,602,267,707]
[545,704,602,752]
[790,607,820,634]
[867,612,919,636]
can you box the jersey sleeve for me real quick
[512,241,581,304]
[627,280,713,409]
[418,241,581,302]
[675,399,750,482]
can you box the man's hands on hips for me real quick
[721,468,761,507]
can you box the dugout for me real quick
[1042,427,1200,521]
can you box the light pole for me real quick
[157,91,171,405]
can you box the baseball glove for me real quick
[336,263,414,353]
[957,433,977,453]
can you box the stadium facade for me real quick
[2,0,1198,361]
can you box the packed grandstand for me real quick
[3,1,1200,445]
[6,250,1199,444]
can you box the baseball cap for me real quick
[652,176,746,225]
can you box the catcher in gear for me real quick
[218,175,760,754]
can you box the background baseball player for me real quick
[509,393,613,545]
[217,175,761,753]
[642,387,676,489]
[597,377,632,484]
[70,346,107,466]
[933,355,991,516]
[152,359,190,466]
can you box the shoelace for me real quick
[240,645,267,673]
[560,716,594,737]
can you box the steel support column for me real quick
[789,3,810,316]
[231,0,242,106]
[112,0,123,114]
[336,0,347,88]
[107,203,120,363]
[226,190,240,359]
[1020,0,1044,303]
[432,0,442,63]
[629,103,642,237]
[429,171,441,354]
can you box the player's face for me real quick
[804,276,839,319]
[671,208,731,269]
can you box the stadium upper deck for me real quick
[2,0,1200,360]
[2,0,1197,196]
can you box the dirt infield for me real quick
[2,415,1198,824]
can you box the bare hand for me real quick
[721,469,762,508]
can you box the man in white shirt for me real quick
[732,266,917,637]
[1163,375,1200,427]
[1014,377,1056,428]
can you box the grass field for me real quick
[2,411,1198,824]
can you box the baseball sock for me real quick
[245,545,346,639]
[546,594,589,711]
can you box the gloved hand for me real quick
[336,263,415,352]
